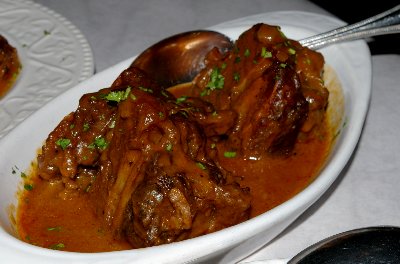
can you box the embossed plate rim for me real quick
[0,0,94,139]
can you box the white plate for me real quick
[0,0,94,139]
[0,10,371,264]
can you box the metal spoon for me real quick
[132,5,400,87]
[299,4,400,49]
[131,30,233,88]
[244,226,400,264]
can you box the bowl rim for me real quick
[0,10,372,264]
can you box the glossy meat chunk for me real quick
[37,66,251,248]
[188,23,328,157]
[102,67,250,247]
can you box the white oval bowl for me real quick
[0,11,371,264]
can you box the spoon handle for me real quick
[299,4,400,49]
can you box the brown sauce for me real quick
[17,119,331,252]
[17,173,131,252]
[219,123,330,217]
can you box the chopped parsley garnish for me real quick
[288,47,296,55]
[202,67,225,96]
[47,226,61,231]
[24,183,33,191]
[261,47,272,58]
[104,86,131,103]
[161,90,169,98]
[280,63,287,68]
[233,72,240,82]
[88,137,108,150]
[196,162,206,170]
[138,86,153,93]
[176,96,188,104]
[244,48,251,57]
[12,166,27,178]
[56,138,71,150]
[166,143,173,152]
[158,112,164,118]
[234,57,241,63]
[83,123,90,132]
[278,28,287,38]
[50,243,65,250]
[223,151,237,158]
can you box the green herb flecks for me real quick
[261,47,272,58]
[161,90,169,98]
[138,86,153,93]
[233,72,240,82]
[83,123,90,132]
[201,67,225,96]
[50,243,65,250]
[56,138,71,150]
[47,226,62,232]
[88,137,108,150]
[24,183,34,191]
[278,27,286,38]
[223,151,237,158]
[288,47,296,55]
[166,143,173,152]
[176,96,188,104]
[196,162,207,170]
[104,86,131,103]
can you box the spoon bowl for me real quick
[131,30,233,88]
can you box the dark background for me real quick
[310,0,400,55]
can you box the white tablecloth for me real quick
[32,1,400,262]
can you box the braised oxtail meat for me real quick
[97,66,250,247]
[37,66,251,248]
[188,23,328,157]
[37,87,117,190]
[24,23,331,251]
